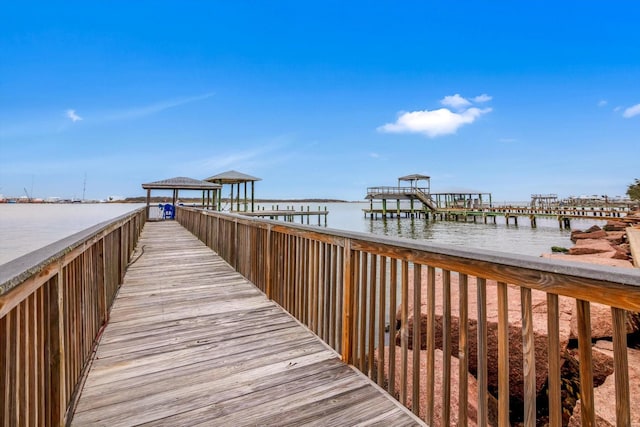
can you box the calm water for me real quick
[0,202,604,266]
[0,203,145,265]
[257,202,605,257]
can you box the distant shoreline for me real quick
[121,197,352,204]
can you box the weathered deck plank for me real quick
[71,221,422,426]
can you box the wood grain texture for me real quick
[70,222,422,426]
[458,273,469,426]
[412,264,421,416]
[521,287,536,427]
[442,269,452,427]
[576,299,595,427]
[425,266,435,426]
[611,307,631,426]
[476,277,488,427]
[497,281,510,427]
[546,293,562,427]
[400,260,409,406]
[388,259,398,398]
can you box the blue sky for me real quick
[1,1,639,202]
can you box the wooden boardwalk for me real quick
[71,221,422,426]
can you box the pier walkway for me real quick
[70,222,421,426]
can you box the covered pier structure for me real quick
[365,174,437,216]
[141,176,222,220]
[205,170,261,212]
[365,173,492,218]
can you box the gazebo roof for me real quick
[398,174,430,181]
[142,176,222,190]
[204,170,262,184]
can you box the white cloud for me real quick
[379,107,492,138]
[369,152,380,158]
[597,100,608,107]
[379,93,493,138]
[66,109,82,122]
[614,106,622,112]
[623,103,640,118]
[440,94,471,109]
[473,94,493,103]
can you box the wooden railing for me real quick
[0,208,145,426]
[177,207,640,426]
[367,186,429,196]
[485,206,629,218]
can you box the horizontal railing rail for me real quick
[0,207,145,426]
[177,206,640,426]
[367,186,429,195]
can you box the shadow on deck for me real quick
[71,222,422,426]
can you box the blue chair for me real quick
[163,204,175,219]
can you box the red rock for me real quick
[566,346,614,387]
[541,252,634,268]
[570,303,640,339]
[568,239,614,255]
[604,231,626,245]
[611,247,630,260]
[603,221,628,231]
[568,405,613,426]
[570,230,608,242]
[376,346,488,426]
[568,343,640,426]
[395,273,573,403]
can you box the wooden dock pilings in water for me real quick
[239,205,329,226]
[364,206,632,229]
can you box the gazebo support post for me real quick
[230,185,234,211]
[251,182,255,212]
[236,183,241,211]
[146,189,151,220]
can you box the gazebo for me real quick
[204,170,262,212]
[141,177,222,220]
[398,174,431,193]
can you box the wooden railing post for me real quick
[341,239,353,363]
[49,265,67,426]
[234,219,239,271]
[546,293,562,427]
[458,273,469,425]
[97,238,107,325]
[576,299,595,426]
[521,287,536,427]
[611,307,631,426]
[476,277,488,427]
[203,211,210,248]
[265,225,272,299]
